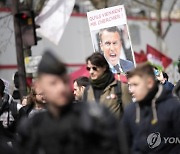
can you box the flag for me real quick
[70,65,89,81]
[147,45,172,68]
[36,0,75,45]
[114,74,128,83]
[134,50,147,63]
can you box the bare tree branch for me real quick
[162,0,177,39]
[134,0,156,10]
[24,0,48,15]
[148,19,158,35]
[0,13,11,20]
[146,8,158,35]
[156,0,163,37]
[89,0,108,9]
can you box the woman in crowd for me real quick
[18,85,46,119]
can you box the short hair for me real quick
[127,63,156,80]
[74,77,89,87]
[0,79,5,97]
[162,72,169,81]
[99,26,121,43]
[86,52,110,72]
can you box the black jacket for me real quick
[122,85,180,154]
[173,80,180,100]
[17,102,129,154]
[18,103,47,120]
[18,104,34,119]
[0,93,19,139]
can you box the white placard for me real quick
[87,5,136,73]
[36,0,75,45]
[25,56,42,73]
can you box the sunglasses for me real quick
[86,66,97,71]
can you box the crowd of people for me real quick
[0,50,180,154]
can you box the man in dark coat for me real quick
[0,99,17,154]
[17,51,129,154]
[0,78,20,142]
[173,58,180,100]
[83,52,132,118]
[161,72,174,91]
[122,63,180,154]
[154,69,174,91]
[73,76,89,102]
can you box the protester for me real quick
[99,26,134,73]
[18,84,46,119]
[83,52,132,118]
[123,63,180,154]
[17,51,128,154]
[173,58,180,100]
[0,78,21,142]
[0,120,16,154]
[158,71,174,91]
[21,96,28,106]
[73,76,89,102]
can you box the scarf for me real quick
[90,71,115,90]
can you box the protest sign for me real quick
[36,0,75,45]
[87,5,135,73]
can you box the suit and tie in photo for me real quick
[99,26,135,74]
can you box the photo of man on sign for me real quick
[91,25,135,74]
[99,25,134,73]
[87,5,135,74]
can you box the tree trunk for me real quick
[156,0,163,51]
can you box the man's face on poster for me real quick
[100,30,122,66]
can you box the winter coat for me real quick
[162,80,174,91]
[18,104,34,119]
[17,102,129,154]
[18,103,47,120]
[122,85,180,154]
[83,80,132,118]
[0,93,20,139]
[173,80,180,100]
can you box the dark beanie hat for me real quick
[37,51,66,76]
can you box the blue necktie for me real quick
[114,64,121,73]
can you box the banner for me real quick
[134,50,147,63]
[147,45,172,69]
[87,5,135,74]
[25,56,42,73]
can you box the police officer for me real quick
[17,51,129,154]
